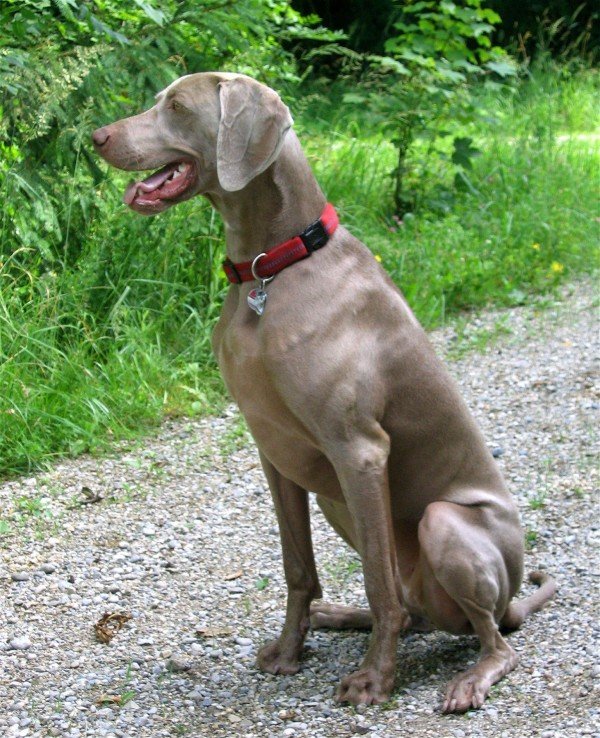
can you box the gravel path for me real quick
[1,280,598,738]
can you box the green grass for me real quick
[303,64,599,326]
[0,64,598,476]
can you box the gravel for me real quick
[1,280,598,738]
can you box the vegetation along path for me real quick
[0,280,598,738]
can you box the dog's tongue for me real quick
[123,163,177,205]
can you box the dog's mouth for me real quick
[123,161,198,214]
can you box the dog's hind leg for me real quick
[417,500,528,713]
[310,602,372,630]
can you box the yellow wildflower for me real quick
[550,261,564,274]
[532,243,541,251]
[374,254,382,263]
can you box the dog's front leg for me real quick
[256,452,322,675]
[331,440,409,705]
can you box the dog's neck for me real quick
[208,131,327,264]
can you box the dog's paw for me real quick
[442,644,518,713]
[442,670,490,713]
[256,639,301,676]
[336,667,393,706]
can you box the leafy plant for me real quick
[255,577,270,591]
[342,0,517,212]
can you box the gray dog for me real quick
[93,72,556,712]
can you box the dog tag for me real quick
[247,287,267,316]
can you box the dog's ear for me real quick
[217,77,293,192]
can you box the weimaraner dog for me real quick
[92,72,556,712]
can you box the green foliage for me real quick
[488,0,598,62]
[304,62,599,325]
[341,0,517,212]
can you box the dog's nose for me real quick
[92,127,110,148]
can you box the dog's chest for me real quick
[213,309,342,498]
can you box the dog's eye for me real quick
[170,100,183,112]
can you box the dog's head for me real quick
[92,72,293,215]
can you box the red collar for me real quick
[222,203,339,284]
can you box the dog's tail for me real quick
[500,571,557,632]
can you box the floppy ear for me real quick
[217,76,293,192]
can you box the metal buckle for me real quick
[299,219,328,252]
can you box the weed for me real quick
[447,317,513,359]
[242,596,252,615]
[118,689,136,707]
[0,519,12,536]
[525,529,539,549]
[255,577,270,591]
[15,496,49,518]
[529,492,547,509]
[219,415,251,456]
[324,554,363,583]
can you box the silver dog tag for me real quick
[248,287,267,315]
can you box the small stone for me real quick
[166,656,191,673]
[39,563,57,575]
[491,446,505,458]
[11,572,29,582]
[9,636,32,650]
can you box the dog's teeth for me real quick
[178,163,186,172]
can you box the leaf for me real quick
[132,0,166,26]
[440,0,457,14]
[436,67,466,83]
[486,59,516,78]
[403,1,431,15]
[342,92,367,104]
[94,612,132,644]
[452,137,480,170]
[195,626,233,638]
[471,22,494,38]
[96,695,123,705]
[398,49,431,67]
[372,56,410,75]
[255,577,269,591]
[480,8,502,24]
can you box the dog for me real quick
[92,72,556,712]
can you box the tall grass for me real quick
[304,63,599,324]
[0,194,228,475]
[0,64,598,476]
